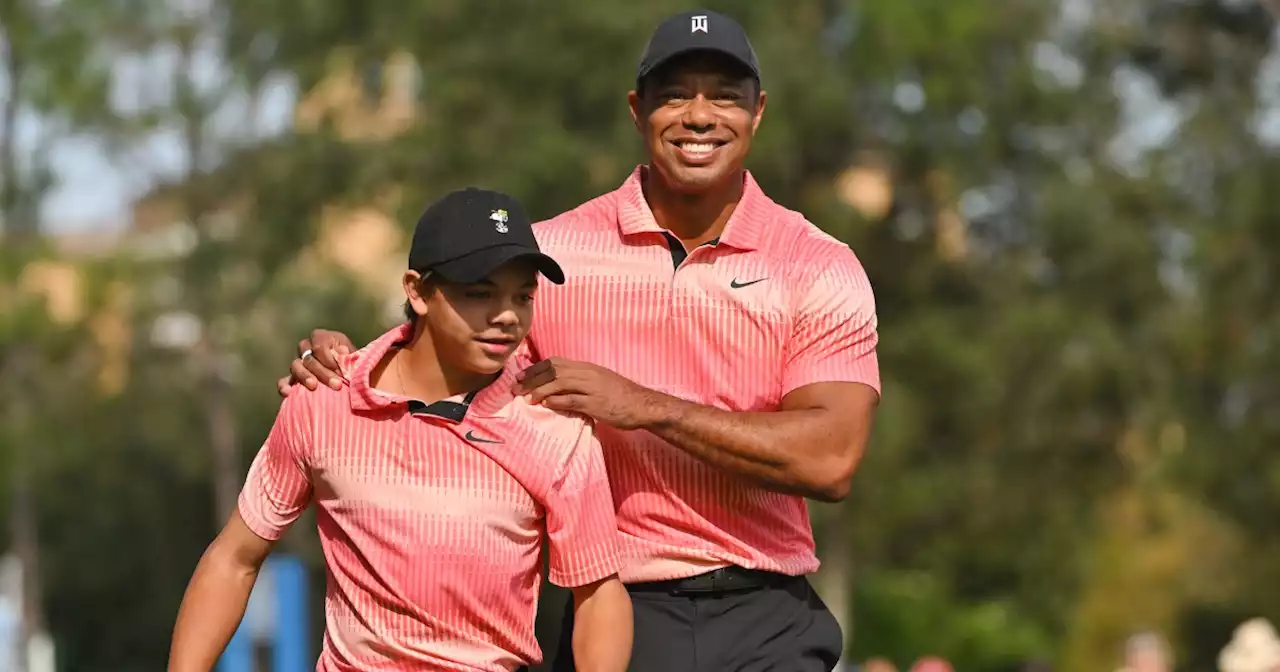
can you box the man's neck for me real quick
[642,166,746,249]
[373,326,497,402]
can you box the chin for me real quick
[469,356,507,375]
[660,162,734,193]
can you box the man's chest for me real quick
[531,240,793,410]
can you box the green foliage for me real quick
[850,570,1052,670]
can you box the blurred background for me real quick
[2,0,1280,670]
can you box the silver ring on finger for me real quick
[301,348,314,360]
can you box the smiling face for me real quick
[403,259,538,375]
[628,50,766,195]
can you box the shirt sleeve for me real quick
[544,422,622,588]
[237,392,315,541]
[782,244,881,396]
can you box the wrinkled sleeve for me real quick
[237,393,315,541]
[544,422,622,588]
[782,245,881,396]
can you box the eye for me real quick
[515,293,535,306]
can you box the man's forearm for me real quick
[637,391,860,502]
[572,578,633,672]
[168,549,260,672]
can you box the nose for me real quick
[681,94,716,132]
[490,305,520,327]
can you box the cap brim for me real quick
[637,46,759,86]
[431,245,566,285]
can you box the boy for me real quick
[168,188,633,672]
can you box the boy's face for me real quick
[404,259,539,375]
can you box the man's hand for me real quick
[276,329,356,397]
[515,358,661,430]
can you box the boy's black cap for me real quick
[408,188,564,285]
[636,10,761,89]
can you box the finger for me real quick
[297,345,343,388]
[526,380,582,405]
[297,338,314,358]
[289,359,319,390]
[311,343,343,371]
[516,358,551,382]
[277,377,292,398]
[517,368,561,392]
[314,330,355,357]
[304,357,343,390]
[541,394,587,413]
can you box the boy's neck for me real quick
[374,324,498,402]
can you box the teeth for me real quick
[680,142,716,154]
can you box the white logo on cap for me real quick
[490,209,509,233]
[691,15,708,33]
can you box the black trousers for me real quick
[550,571,843,672]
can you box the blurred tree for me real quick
[114,0,386,524]
[0,0,136,667]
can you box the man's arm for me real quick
[546,422,632,671]
[168,511,274,672]
[643,248,880,502]
[520,244,880,502]
[169,394,315,671]
[635,382,877,503]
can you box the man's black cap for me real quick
[636,9,761,89]
[408,188,564,285]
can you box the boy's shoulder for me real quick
[506,394,593,444]
[469,364,596,473]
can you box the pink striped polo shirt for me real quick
[525,167,880,583]
[240,324,621,671]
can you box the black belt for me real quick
[627,566,788,596]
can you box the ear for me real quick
[403,270,431,318]
[627,90,644,134]
[751,90,767,135]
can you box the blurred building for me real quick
[291,48,421,317]
[294,50,421,142]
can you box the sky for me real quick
[10,37,298,235]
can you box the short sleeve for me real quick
[782,245,881,396]
[237,393,315,541]
[544,423,621,588]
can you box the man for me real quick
[171,189,633,672]
[282,10,879,671]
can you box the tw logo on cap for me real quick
[490,209,509,233]
[691,15,708,33]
